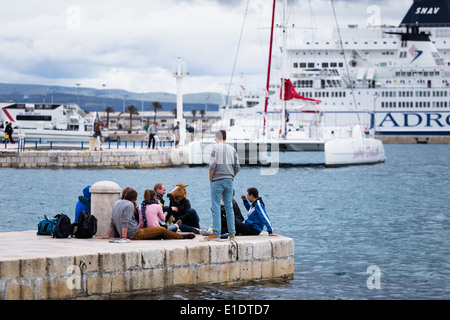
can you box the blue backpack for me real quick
[37,215,58,235]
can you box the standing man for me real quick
[206,130,240,239]
[148,122,158,149]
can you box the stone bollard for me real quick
[90,181,122,236]
[89,137,96,151]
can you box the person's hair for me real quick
[215,130,226,141]
[121,186,132,199]
[124,188,138,201]
[154,183,164,192]
[247,187,259,198]
[144,189,157,201]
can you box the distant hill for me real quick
[0,83,223,113]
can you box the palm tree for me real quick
[151,101,163,123]
[199,109,206,131]
[126,104,139,130]
[104,106,115,128]
[191,109,197,120]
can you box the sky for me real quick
[0,0,412,95]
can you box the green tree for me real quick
[191,109,197,120]
[126,104,139,130]
[151,101,163,123]
[104,106,115,128]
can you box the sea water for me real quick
[0,144,449,299]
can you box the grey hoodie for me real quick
[209,142,240,181]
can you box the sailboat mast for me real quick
[280,0,288,137]
[263,0,276,134]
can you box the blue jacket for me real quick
[243,197,273,234]
[74,185,91,223]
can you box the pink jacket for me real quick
[138,203,165,228]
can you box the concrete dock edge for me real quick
[0,231,294,300]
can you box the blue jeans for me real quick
[210,178,235,236]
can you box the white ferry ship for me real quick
[1,102,95,142]
[225,0,450,142]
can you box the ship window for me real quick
[293,63,298,68]
[300,63,306,68]
[330,62,337,67]
[322,62,329,68]
[17,115,52,121]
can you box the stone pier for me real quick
[0,181,294,300]
[0,148,189,168]
[0,231,294,300]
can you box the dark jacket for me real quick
[221,198,245,224]
[166,194,192,222]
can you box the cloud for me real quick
[0,0,413,94]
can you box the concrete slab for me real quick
[0,230,294,300]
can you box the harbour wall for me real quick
[0,148,189,169]
[0,231,294,300]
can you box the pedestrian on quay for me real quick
[206,129,240,240]
[148,122,158,149]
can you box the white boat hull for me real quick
[324,137,386,167]
[14,129,92,143]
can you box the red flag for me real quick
[281,79,321,104]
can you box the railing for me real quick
[2,138,174,151]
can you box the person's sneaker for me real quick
[192,227,200,234]
[203,234,220,240]
[229,235,236,239]
[200,229,212,236]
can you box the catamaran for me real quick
[188,0,386,167]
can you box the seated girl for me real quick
[138,189,179,231]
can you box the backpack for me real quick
[37,215,58,235]
[52,214,72,238]
[74,211,97,238]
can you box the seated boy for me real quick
[236,187,277,236]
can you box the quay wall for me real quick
[0,231,294,300]
[376,135,450,144]
[0,149,189,169]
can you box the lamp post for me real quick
[172,57,188,146]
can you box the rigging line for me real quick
[330,0,361,124]
[225,0,251,108]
